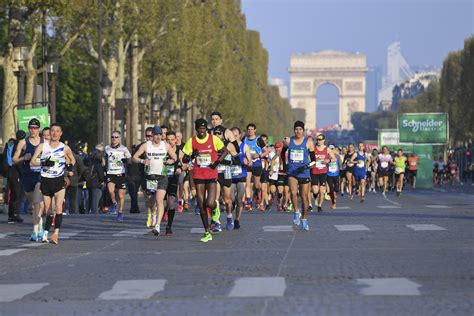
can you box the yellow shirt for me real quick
[182,133,225,156]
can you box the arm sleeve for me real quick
[182,138,194,156]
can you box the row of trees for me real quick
[352,36,474,144]
[1,0,294,146]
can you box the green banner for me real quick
[398,113,448,144]
[17,107,50,132]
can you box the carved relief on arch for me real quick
[314,79,342,94]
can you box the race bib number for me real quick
[166,165,175,176]
[269,171,278,181]
[357,160,365,168]
[410,162,417,166]
[315,160,325,169]
[231,165,242,176]
[196,154,211,168]
[450,169,456,175]
[395,167,404,174]
[328,163,338,173]
[146,180,158,191]
[290,149,304,163]
[217,164,226,172]
[250,149,258,162]
[381,161,389,168]
[272,164,280,172]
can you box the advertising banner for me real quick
[378,129,399,146]
[398,113,448,144]
[17,107,50,132]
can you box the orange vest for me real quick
[407,157,418,171]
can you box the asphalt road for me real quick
[0,187,473,316]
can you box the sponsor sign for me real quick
[398,113,448,144]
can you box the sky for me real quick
[241,0,474,127]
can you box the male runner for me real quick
[344,144,357,199]
[377,146,393,197]
[311,134,329,212]
[407,152,419,189]
[352,142,370,202]
[394,149,407,196]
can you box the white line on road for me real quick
[377,205,401,209]
[357,278,421,296]
[407,224,446,231]
[190,228,205,234]
[424,205,452,209]
[229,277,286,297]
[383,196,402,206]
[433,188,447,192]
[0,233,14,239]
[98,279,166,300]
[263,225,293,232]
[334,225,370,231]
[335,206,351,209]
[20,243,48,248]
[60,231,84,239]
[0,249,26,256]
[113,229,149,237]
[0,283,49,302]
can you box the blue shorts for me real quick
[354,172,366,182]
[22,173,41,192]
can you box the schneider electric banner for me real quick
[398,113,448,144]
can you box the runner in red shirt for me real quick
[311,134,330,212]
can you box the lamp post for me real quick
[12,32,29,108]
[152,95,160,125]
[46,53,59,123]
[101,77,112,143]
[139,91,148,141]
[122,79,132,148]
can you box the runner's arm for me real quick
[166,143,178,162]
[12,139,26,164]
[64,145,76,167]
[132,143,147,164]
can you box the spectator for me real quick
[86,146,105,214]
[66,143,85,214]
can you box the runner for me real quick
[311,134,329,212]
[13,118,44,241]
[394,149,407,196]
[286,121,315,230]
[343,144,357,199]
[377,146,393,197]
[267,142,281,210]
[163,131,182,235]
[407,152,419,189]
[230,127,252,229]
[30,123,76,244]
[132,126,177,236]
[181,118,228,242]
[213,125,232,231]
[104,131,131,221]
[339,146,348,197]
[327,144,341,209]
[352,142,370,202]
[41,127,51,141]
[367,148,378,193]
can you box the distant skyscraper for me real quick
[366,66,382,112]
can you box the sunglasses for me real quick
[146,134,153,138]
[214,132,223,135]
[317,138,324,141]
[29,126,39,130]
[111,136,120,139]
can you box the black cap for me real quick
[195,118,207,131]
[16,130,26,140]
[293,121,305,130]
[28,118,40,128]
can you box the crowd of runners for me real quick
[3,113,425,243]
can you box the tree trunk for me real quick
[131,36,139,145]
[1,54,19,145]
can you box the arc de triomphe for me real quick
[289,51,367,130]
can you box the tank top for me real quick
[312,146,328,174]
[327,156,340,177]
[394,156,406,174]
[231,142,247,179]
[164,146,180,177]
[354,151,366,172]
[344,152,356,169]
[22,137,42,174]
[40,141,66,178]
[145,141,167,176]
[192,134,218,180]
[244,136,262,167]
[287,137,309,178]
[378,154,392,171]
[105,144,131,175]
[407,157,418,171]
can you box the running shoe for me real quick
[7,216,23,224]
[41,231,49,243]
[317,206,323,212]
[212,222,222,233]
[258,204,265,212]
[287,202,294,212]
[163,211,168,222]
[177,199,184,213]
[152,224,160,236]
[324,193,331,201]
[301,219,310,231]
[350,194,354,200]
[331,203,336,209]
[211,203,221,222]
[382,192,386,198]
[30,232,38,242]
[293,211,301,226]
[117,212,124,221]
[183,201,189,211]
[50,234,59,245]
[200,232,212,243]
[147,213,152,227]
[308,205,313,212]
[234,220,240,230]
[194,206,200,215]
[109,202,118,215]
[360,197,365,203]
[226,217,234,231]
[165,226,173,236]
[37,227,44,238]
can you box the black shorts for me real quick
[395,172,405,180]
[269,179,278,186]
[289,176,310,185]
[260,168,269,183]
[106,174,127,190]
[166,176,179,197]
[194,178,217,185]
[277,174,288,186]
[145,175,168,195]
[22,173,41,192]
[346,166,355,174]
[408,170,417,177]
[339,170,347,179]
[232,177,246,184]
[311,173,327,186]
[327,176,340,192]
[249,166,263,177]
[378,169,389,177]
[40,176,65,197]
[218,173,232,188]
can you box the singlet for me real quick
[244,136,263,167]
[164,146,180,178]
[232,142,247,179]
[327,155,340,177]
[145,141,167,176]
[105,144,131,175]
[268,151,280,181]
[394,156,407,174]
[312,146,328,174]
[354,151,367,173]
[344,152,356,170]
[40,141,66,178]
[407,157,418,171]
[287,137,309,178]
[22,137,42,175]
[192,135,218,180]
[377,154,393,171]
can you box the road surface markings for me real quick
[377,205,401,209]
[98,279,166,300]
[433,188,446,193]
[424,205,452,209]
[0,232,14,239]
[407,224,446,231]
[19,243,48,248]
[113,229,149,237]
[0,283,49,302]
[229,277,286,297]
[335,206,351,209]
[190,228,205,234]
[334,225,370,231]
[60,231,84,239]
[357,278,421,296]
[263,225,293,232]
[0,249,26,256]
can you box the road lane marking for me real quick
[424,205,452,209]
[407,224,446,231]
[334,225,370,231]
[335,206,351,209]
[0,232,14,239]
[263,225,293,232]
[0,283,49,302]
[98,279,166,300]
[60,231,84,239]
[229,277,286,297]
[357,278,421,296]
[383,196,402,206]
[113,229,149,237]
[20,243,48,248]
[190,228,205,234]
[0,249,26,256]
[377,205,401,209]
[433,188,446,192]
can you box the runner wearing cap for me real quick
[181,119,228,242]
[311,134,330,212]
[30,123,76,244]
[104,131,131,221]
[285,121,316,231]
[13,118,44,241]
[133,126,177,236]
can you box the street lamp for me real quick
[101,77,112,99]
[101,77,112,143]
[12,31,29,107]
[46,53,60,122]
[138,91,148,141]
[122,78,132,147]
